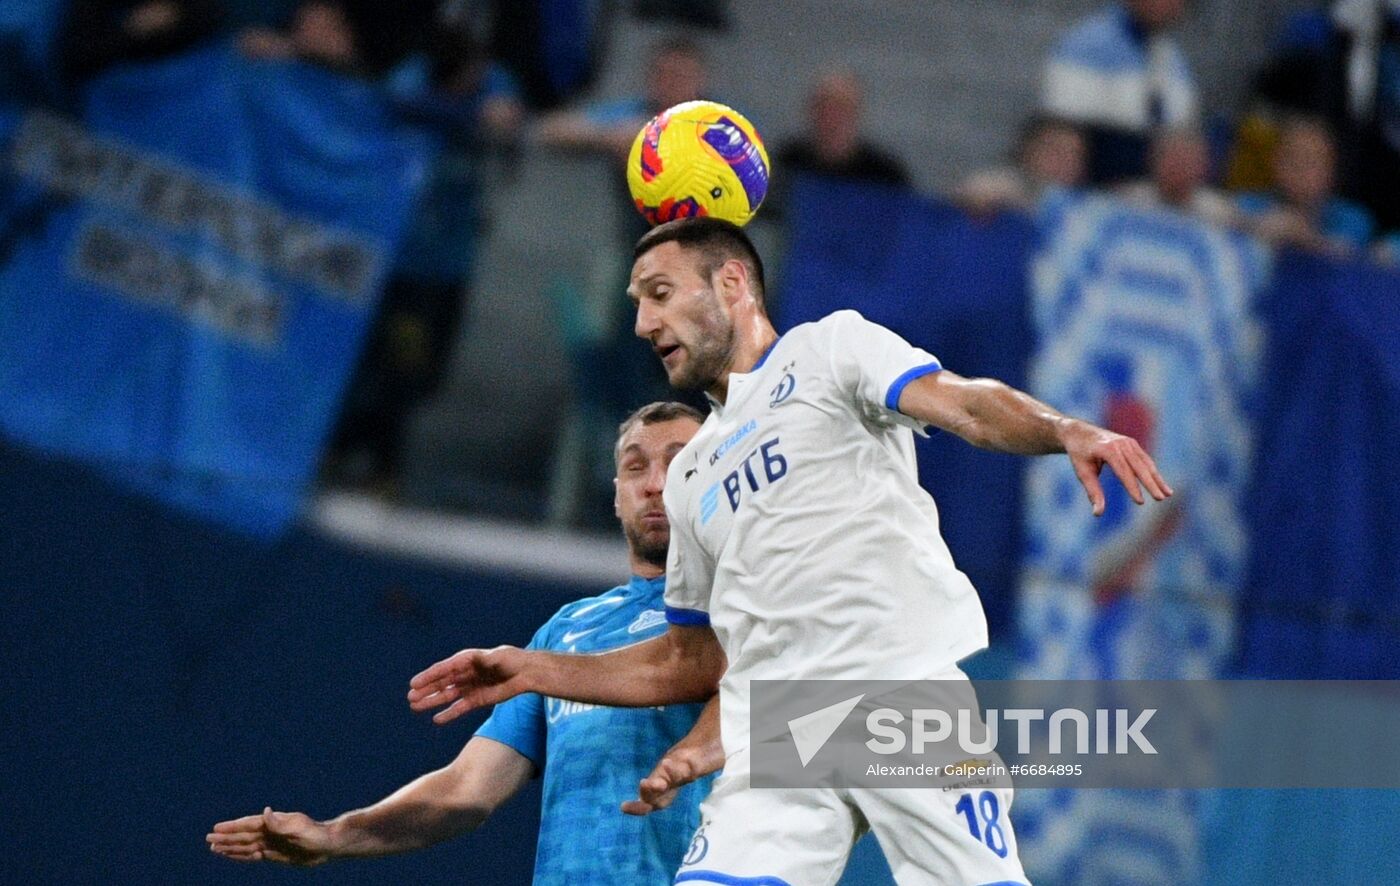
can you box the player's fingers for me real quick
[432,696,474,725]
[1130,444,1173,499]
[1104,451,1145,505]
[620,798,655,816]
[407,672,459,699]
[622,774,678,816]
[409,652,475,690]
[1071,455,1106,516]
[210,841,263,859]
[207,832,263,848]
[407,678,453,704]
[642,783,679,810]
[638,773,669,800]
[409,684,460,712]
[655,755,695,788]
[1123,444,1169,501]
[211,814,266,833]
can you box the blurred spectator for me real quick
[1041,0,1198,185]
[239,1,359,72]
[1231,0,1400,231]
[327,25,524,492]
[489,0,609,110]
[1235,116,1375,254]
[59,0,223,88]
[1120,126,1236,226]
[535,35,707,163]
[774,69,910,190]
[238,0,430,76]
[955,115,1087,216]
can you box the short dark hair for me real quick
[615,400,706,463]
[633,217,767,309]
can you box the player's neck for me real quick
[629,557,664,580]
[708,318,779,405]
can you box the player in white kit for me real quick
[409,218,1172,885]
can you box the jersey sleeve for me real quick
[473,620,552,770]
[662,493,713,627]
[824,310,943,430]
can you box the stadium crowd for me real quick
[4,0,1399,502]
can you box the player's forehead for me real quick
[616,416,700,460]
[628,242,706,294]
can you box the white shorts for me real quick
[674,773,1027,886]
[674,670,1029,886]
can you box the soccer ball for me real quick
[627,100,771,227]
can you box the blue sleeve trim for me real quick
[676,872,793,886]
[665,606,711,627]
[884,361,942,412]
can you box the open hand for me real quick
[207,807,335,866]
[1059,419,1172,517]
[407,646,529,725]
[621,741,721,815]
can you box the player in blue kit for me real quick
[208,401,720,884]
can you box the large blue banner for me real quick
[1013,194,1267,884]
[1239,250,1400,679]
[0,42,429,535]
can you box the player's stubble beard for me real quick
[625,521,669,569]
[667,286,735,391]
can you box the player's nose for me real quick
[634,301,661,340]
[644,464,668,494]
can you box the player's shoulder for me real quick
[536,585,631,644]
[799,309,887,344]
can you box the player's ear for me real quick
[717,258,749,308]
[613,477,621,517]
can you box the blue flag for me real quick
[0,42,430,535]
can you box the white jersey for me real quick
[662,310,989,755]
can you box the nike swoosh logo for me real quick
[561,627,598,644]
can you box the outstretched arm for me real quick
[622,694,724,816]
[897,370,1172,516]
[206,736,533,865]
[408,623,725,726]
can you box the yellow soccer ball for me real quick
[626,100,771,227]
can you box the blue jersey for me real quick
[476,574,710,885]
